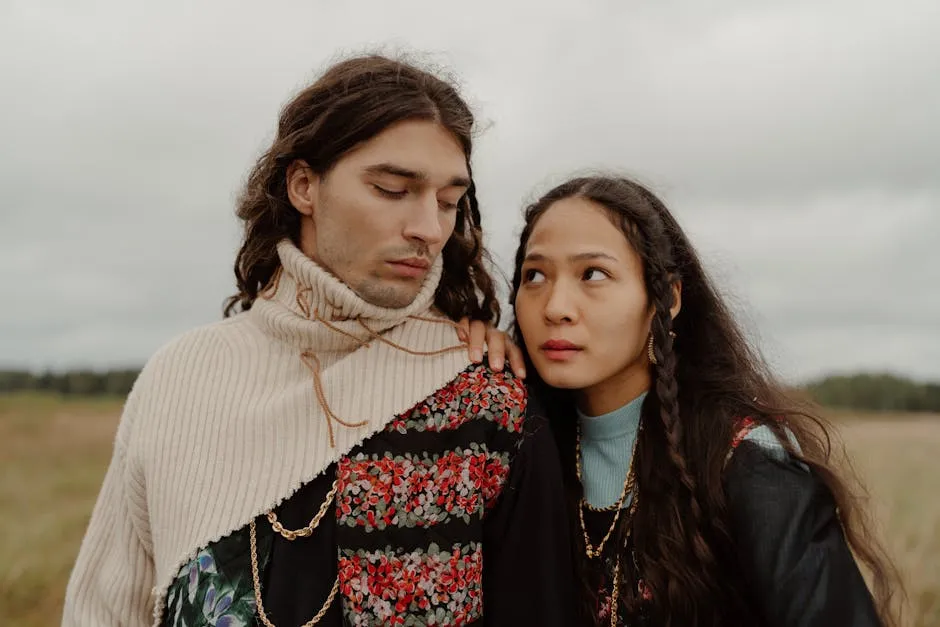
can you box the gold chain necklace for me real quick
[609,551,622,627]
[248,469,340,626]
[266,479,339,541]
[575,421,641,559]
[249,518,338,627]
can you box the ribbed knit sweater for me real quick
[62,239,478,626]
[577,392,646,510]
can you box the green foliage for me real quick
[2,368,939,413]
[803,372,940,412]
[0,369,141,397]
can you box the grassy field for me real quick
[1,394,938,626]
[838,416,940,626]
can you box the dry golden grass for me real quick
[834,416,940,627]
[0,395,937,626]
[0,394,124,627]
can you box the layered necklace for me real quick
[248,469,342,627]
[576,420,642,627]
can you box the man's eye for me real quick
[374,185,407,198]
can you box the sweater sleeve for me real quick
[481,393,576,627]
[62,402,155,627]
[725,441,882,627]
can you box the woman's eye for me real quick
[584,268,608,281]
[523,269,546,283]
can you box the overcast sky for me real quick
[2,0,938,383]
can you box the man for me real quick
[63,55,572,626]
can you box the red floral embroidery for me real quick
[387,366,526,435]
[596,575,653,624]
[338,543,483,625]
[336,450,511,530]
[730,416,758,450]
[330,364,525,624]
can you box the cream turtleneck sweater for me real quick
[62,240,473,627]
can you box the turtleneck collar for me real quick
[578,391,647,442]
[577,391,647,509]
[249,239,445,352]
[245,239,462,450]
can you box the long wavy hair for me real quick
[223,54,500,324]
[510,176,901,626]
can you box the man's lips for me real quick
[390,257,430,269]
[387,258,430,278]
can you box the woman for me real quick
[510,175,901,626]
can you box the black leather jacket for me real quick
[724,441,884,627]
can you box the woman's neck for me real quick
[577,362,651,417]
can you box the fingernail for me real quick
[472,349,482,362]
[492,357,504,371]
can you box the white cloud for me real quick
[2,0,938,382]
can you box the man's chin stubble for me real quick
[354,280,419,310]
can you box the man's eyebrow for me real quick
[364,163,470,188]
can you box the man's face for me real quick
[288,120,469,309]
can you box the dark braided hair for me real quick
[223,54,500,325]
[510,175,901,626]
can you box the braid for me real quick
[649,271,717,584]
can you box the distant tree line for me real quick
[802,373,940,413]
[1,368,939,412]
[0,369,141,397]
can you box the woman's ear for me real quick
[670,280,682,320]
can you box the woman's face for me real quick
[515,197,675,415]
